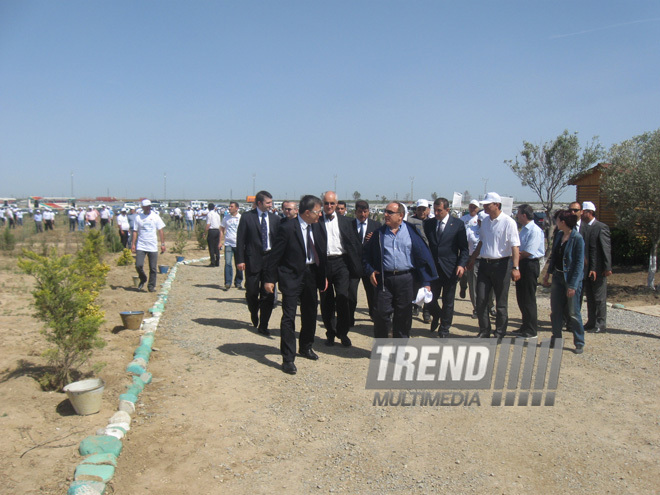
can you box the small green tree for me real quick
[505,129,604,237]
[195,222,206,249]
[18,231,109,390]
[604,129,660,289]
[171,228,188,255]
[102,224,123,253]
[352,191,361,201]
[116,248,133,266]
[0,227,16,252]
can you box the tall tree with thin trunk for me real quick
[604,129,660,289]
[505,129,604,239]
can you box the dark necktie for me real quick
[260,212,268,251]
[325,214,334,221]
[437,219,445,236]
[358,222,364,241]
[306,225,318,265]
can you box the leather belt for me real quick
[384,269,413,276]
[327,254,344,260]
[481,257,510,264]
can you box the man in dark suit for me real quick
[265,195,327,375]
[348,200,381,326]
[317,191,362,347]
[363,201,438,338]
[423,197,469,337]
[581,201,612,333]
[236,190,281,336]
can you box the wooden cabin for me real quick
[567,162,616,227]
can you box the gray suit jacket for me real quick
[583,220,612,273]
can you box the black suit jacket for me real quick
[423,215,469,278]
[583,220,612,273]
[352,217,381,246]
[318,214,362,278]
[266,218,327,293]
[235,208,281,274]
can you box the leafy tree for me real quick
[603,129,660,289]
[431,192,438,201]
[18,233,108,390]
[352,191,361,201]
[505,129,604,236]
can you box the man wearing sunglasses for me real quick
[363,202,437,338]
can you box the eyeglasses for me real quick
[569,208,581,213]
[384,209,400,215]
[311,209,322,215]
[324,202,336,206]
[283,208,294,211]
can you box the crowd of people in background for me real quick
[2,192,612,374]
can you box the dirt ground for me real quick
[0,230,659,494]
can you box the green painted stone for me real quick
[135,344,152,356]
[81,452,117,467]
[126,363,146,375]
[140,371,153,384]
[132,376,145,392]
[125,384,142,397]
[74,463,116,482]
[67,480,107,494]
[140,335,154,347]
[119,392,138,403]
[133,352,150,363]
[79,435,123,457]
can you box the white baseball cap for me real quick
[416,199,429,208]
[582,201,596,211]
[480,192,502,205]
[141,199,152,207]
[469,199,481,207]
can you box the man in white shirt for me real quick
[68,207,78,232]
[117,208,131,248]
[100,205,111,229]
[467,192,521,340]
[221,201,243,290]
[459,199,481,299]
[33,209,44,233]
[205,203,222,267]
[77,208,86,231]
[185,206,194,231]
[131,199,166,292]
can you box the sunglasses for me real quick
[569,208,581,212]
[384,209,400,215]
[324,202,336,205]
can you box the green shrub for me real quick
[18,245,107,391]
[171,229,188,255]
[102,224,123,253]
[0,227,16,252]
[195,222,206,249]
[116,248,134,266]
[611,227,651,266]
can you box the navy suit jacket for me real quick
[266,218,327,293]
[423,215,469,278]
[235,208,281,274]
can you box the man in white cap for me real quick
[131,199,166,292]
[467,192,520,340]
[459,199,481,299]
[581,201,612,333]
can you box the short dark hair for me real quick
[229,201,239,208]
[337,200,346,208]
[518,204,534,220]
[558,209,578,229]
[256,190,272,204]
[355,200,369,210]
[299,195,321,214]
[433,197,449,209]
[208,202,215,210]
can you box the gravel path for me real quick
[110,260,660,494]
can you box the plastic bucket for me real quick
[120,311,144,330]
[63,378,105,415]
[132,275,141,287]
[176,256,185,262]
[158,265,169,274]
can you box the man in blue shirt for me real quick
[513,204,545,338]
[363,202,437,338]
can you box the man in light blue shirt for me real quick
[513,204,545,338]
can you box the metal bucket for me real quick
[176,256,184,262]
[158,265,169,274]
[63,378,105,415]
[132,275,141,287]
[120,311,145,330]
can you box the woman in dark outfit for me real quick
[543,210,585,354]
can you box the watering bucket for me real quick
[158,265,169,274]
[120,311,144,330]
[63,378,105,415]
[176,256,185,262]
[132,275,141,287]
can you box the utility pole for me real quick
[252,173,256,195]
[70,172,74,198]
[481,178,488,198]
[164,172,167,201]
[334,174,337,193]
[410,176,414,202]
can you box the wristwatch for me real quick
[513,266,520,270]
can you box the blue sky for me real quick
[1,1,659,203]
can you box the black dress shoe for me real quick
[148,288,156,293]
[459,288,466,299]
[251,314,259,327]
[258,327,271,336]
[325,337,335,347]
[476,331,490,338]
[282,361,297,375]
[340,336,352,348]
[298,348,319,360]
[429,317,439,333]
[137,282,145,291]
[438,331,450,339]
[591,327,606,334]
